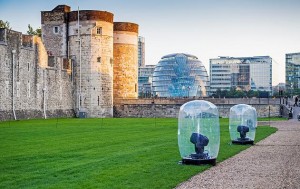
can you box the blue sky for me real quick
[1,0,300,85]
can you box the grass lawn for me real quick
[258,117,288,121]
[0,118,277,189]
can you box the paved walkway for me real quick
[175,119,300,189]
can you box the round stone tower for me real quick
[68,10,114,117]
[113,22,139,99]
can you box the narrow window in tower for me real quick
[16,82,20,98]
[28,62,30,72]
[98,96,100,106]
[5,81,9,97]
[96,27,102,35]
[97,57,101,63]
[53,26,59,34]
[27,81,31,98]
[135,84,137,92]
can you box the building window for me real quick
[53,26,59,34]
[96,27,102,35]
[5,81,9,97]
[27,81,31,98]
[28,62,30,72]
[16,82,20,98]
[97,57,101,63]
[60,86,62,100]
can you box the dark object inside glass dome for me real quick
[190,133,209,159]
[178,100,220,166]
[230,104,257,145]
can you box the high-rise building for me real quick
[152,53,209,97]
[286,52,300,90]
[210,56,272,94]
[138,65,155,97]
[138,36,145,67]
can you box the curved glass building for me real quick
[152,53,209,97]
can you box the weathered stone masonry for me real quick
[113,22,139,100]
[0,29,74,121]
[113,98,281,118]
[41,5,119,118]
[0,5,140,120]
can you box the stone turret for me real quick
[113,22,139,100]
[68,10,114,117]
[41,5,71,57]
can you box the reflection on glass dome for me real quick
[152,53,209,97]
[178,100,220,165]
[229,104,257,145]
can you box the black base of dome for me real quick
[181,158,216,166]
[232,140,254,145]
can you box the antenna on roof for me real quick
[77,2,82,114]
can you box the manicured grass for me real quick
[258,117,288,121]
[0,118,277,189]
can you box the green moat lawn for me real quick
[0,118,277,189]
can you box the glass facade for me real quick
[138,65,155,97]
[286,52,300,90]
[138,36,145,67]
[152,53,209,97]
[210,56,272,94]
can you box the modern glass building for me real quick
[138,65,155,97]
[152,53,209,97]
[209,56,272,94]
[138,36,145,67]
[286,52,300,90]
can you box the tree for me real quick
[0,20,11,29]
[27,24,41,37]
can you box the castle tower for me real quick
[113,22,139,100]
[68,10,114,117]
[41,5,70,57]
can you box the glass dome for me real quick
[178,100,220,165]
[152,53,209,97]
[229,104,257,145]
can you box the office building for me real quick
[138,36,145,67]
[286,52,300,90]
[210,56,272,94]
[138,65,155,97]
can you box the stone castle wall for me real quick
[41,5,115,118]
[113,98,281,118]
[0,29,74,121]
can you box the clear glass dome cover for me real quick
[178,100,220,160]
[229,104,257,142]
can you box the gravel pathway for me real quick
[175,119,300,189]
